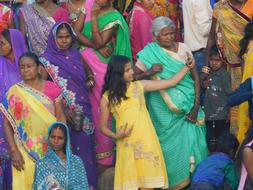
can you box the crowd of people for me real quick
[0,0,252,189]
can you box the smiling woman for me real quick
[1,52,65,189]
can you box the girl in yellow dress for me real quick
[100,55,195,190]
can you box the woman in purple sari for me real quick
[0,29,27,190]
[39,22,97,189]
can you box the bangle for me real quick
[92,29,99,33]
[87,74,94,79]
[201,66,210,74]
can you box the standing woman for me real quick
[136,16,207,189]
[39,22,97,189]
[74,0,132,168]
[0,29,27,190]
[19,0,69,55]
[1,52,65,189]
[127,0,155,64]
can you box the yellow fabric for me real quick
[5,83,56,189]
[104,81,168,190]
[237,41,253,142]
[12,145,35,190]
[151,0,167,17]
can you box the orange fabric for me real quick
[241,0,253,19]
[0,4,12,32]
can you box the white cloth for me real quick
[182,0,212,51]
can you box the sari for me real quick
[80,3,132,166]
[137,42,207,189]
[20,3,68,55]
[128,2,154,63]
[0,29,27,190]
[213,0,253,137]
[0,81,59,189]
[40,22,97,188]
[238,41,253,143]
[151,0,167,17]
[33,122,89,190]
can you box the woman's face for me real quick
[0,35,12,57]
[19,57,39,82]
[156,27,176,48]
[140,0,155,10]
[123,62,134,82]
[49,127,66,153]
[55,27,72,50]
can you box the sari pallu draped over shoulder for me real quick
[137,42,207,189]
[82,10,132,62]
[0,82,56,189]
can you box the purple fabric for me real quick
[0,29,27,190]
[0,29,27,157]
[41,22,97,189]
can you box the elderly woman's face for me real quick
[156,27,175,48]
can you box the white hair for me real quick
[151,16,176,36]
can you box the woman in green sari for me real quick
[73,0,132,170]
[135,16,207,189]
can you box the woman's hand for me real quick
[11,148,25,171]
[98,47,113,58]
[114,123,133,140]
[147,64,163,76]
[186,105,199,123]
[91,3,100,18]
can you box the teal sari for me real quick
[137,42,207,189]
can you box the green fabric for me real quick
[82,11,132,63]
[137,42,207,188]
[224,163,239,190]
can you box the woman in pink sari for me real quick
[73,0,132,168]
[127,0,154,64]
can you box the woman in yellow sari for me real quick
[0,52,65,189]
[237,21,253,142]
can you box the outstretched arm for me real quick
[142,65,190,92]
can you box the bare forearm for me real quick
[76,32,95,48]
[100,125,116,139]
[3,119,17,151]
[91,16,104,48]
[192,68,201,107]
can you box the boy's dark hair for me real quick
[217,133,239,154]
[209,45,220,58]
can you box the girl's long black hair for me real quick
[102,55,130,105]
[236,126,253,167]
[239,21,253,59]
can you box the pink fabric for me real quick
[81,48,114,166]
[238,140,253,190]
[43,80,61,102]
[128,2,154,63]
[52,7,69,22]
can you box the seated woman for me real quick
[0,29,27,190]
[1,52,65,189]
[33,122,89,190]
[135,16,207,189]
[39,22,97,189]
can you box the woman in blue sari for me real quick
[32,122,89,190]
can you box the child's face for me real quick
[123,62,134,82]
[209,54,223,71]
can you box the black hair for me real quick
[18,52,41,66]
[216,133,239,155]
[209,45,220,58]
[49,124,67,154]
[236,126,253,167]
[1,29,11,45]
[101,55,131,105]
[56,23,75,37]
[239,21,253,59]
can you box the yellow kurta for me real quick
[104,81,168,190]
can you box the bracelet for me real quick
[92,29,99,33]
[201,66,210,74]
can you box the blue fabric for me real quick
[191,153,233,188]
[210,0,216,9]
[32,122,89,190]
[228,78,253,120]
